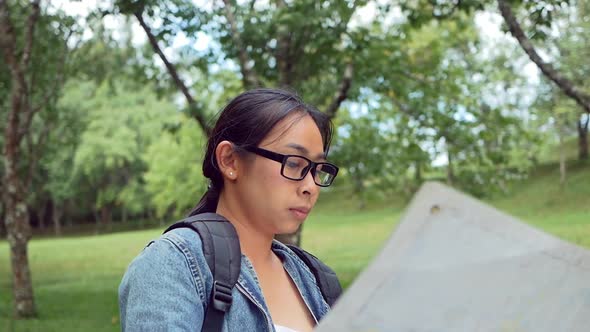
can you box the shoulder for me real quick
[133,227,210,296]
[118,228,213,330]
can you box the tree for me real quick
[332,10,539,198]
[41,81,101,235]
[112,0,368,245]
[0,0,76,318]
[71,80,178,228]
[401,0,589,160]
[551,1,590,160]
[497,0,590,115]
[143,117,208,219]
[400,0,590,113]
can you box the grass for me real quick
[0,230,163,331]
[489,160,590,247]
[0,160,589,331]
[0,205,400,332]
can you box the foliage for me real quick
[70,80,178,218]
[522,0,590,162]
[143,117,207,219]
[331,13,540,198]
[400,0,572,38]
[0,0,587,228]
[113,0,371,114]
[0,1,79,190]
[39,81,96,218]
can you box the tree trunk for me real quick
[122,207,128,224]
[559,132,567,188]
[555,114,568,188]
[352,170,366,210]
[100,204,112,231]
[37,199,49,232]
[0,201,6,238]
[578,115,589,161]
[52,202,62,237]
[3,95,37,316]
[1,16,37,320]
[222,0,260,89]
[447,150,454,186]
[0,0,73,317]
[4,172,36,318]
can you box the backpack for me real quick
[163,212,342,332]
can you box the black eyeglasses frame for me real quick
[242,146,339,187]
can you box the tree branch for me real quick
[0,0,28,148]
[18,1,41,147]
[325,63,353,119]
[276,31,294,87]
[431,0,462,20]
[221,0,261,89]
[0,1,20,71]
[392,68,432,85]
[274,0,295,87]
[17,25,74,143]
[21,0,40,70]
[498,0,590,114]
[134,10,212,136]
[390,95,414,117]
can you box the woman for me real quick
[119,88,340,332]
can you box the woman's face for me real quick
[235,113,325,236]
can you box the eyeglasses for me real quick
[243,146,339,187]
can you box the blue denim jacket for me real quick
[118,227,331,331]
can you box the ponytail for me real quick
[188,183,221,216]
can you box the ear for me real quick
[215,140,239,181]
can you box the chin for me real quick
[277,221,303,235]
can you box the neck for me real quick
[216,190,276,266]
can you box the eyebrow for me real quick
[285,143,326,160]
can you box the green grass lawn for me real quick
[0,161,588,331]
[489,160,590,247]
[0,230,163,331]
[0,205,400,332]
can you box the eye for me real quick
[285,159,304,169]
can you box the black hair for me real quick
[189,88,333,215]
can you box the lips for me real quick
[289,207,311,220]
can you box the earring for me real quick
[229,172,234,177]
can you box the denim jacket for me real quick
[118,227,331,331]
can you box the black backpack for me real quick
[163,212,342,332]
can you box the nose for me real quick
[300,167,319,196]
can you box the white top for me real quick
[274,324,301,332]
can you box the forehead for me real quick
[260,113,325,156]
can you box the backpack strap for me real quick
[164,213,241,332]
[286,244,342,307]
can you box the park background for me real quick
[1,0,589,331]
